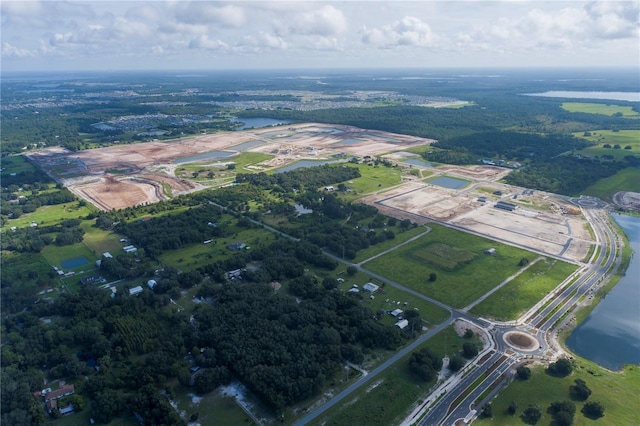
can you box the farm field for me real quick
[573,129,640,160]
[473,362,640,426]
[469,258,578,321]
[339,163,404,199]
[352,225,427,263]
[583,167,640,202]
[562,102,640,117]
[1,201,93,231]
[363,223,536,308]
[310,325,472,426]
[41,241,99,271]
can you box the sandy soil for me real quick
[613,191,640,211]
[28,123,435,211]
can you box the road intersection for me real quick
[295,206,619,426]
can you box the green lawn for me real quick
[353,226,428,263]
[473,362,640,426]
[310,326,470,426]
[470,258,578,321]
[41,242,99,271]
[338,163,404,201]
[562,102,640,118]
[1,154,37,174]
[573,130,640,161]
[582,167,640,202]
[81,221,128,256]
[2,201,94,231]
[363,224,535,308]
[171,384,255,425]
[158,227,276,270]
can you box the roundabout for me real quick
[503,331,540,352]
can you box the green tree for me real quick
[521,404,542,424]
[547,358,573,377]
[570,378,591,401]
[429,272,437,282]
[517,365,532,380]
[479,403,493,418]
[462,342,479,359]
[463,328,474,339]
[507,400,518,415]
[582,401,605,419]
[346,265,357,276]
[448,355,466,372]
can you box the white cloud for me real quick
[242,32,288,50]
[1,42,34,58]
[361,16,439,48]
[275,5,347,37]
[189,35,229,51]
[173,2,245,28]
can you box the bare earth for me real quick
[27,123,435,211]
[613,191,640,212]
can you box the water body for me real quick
[174,151,235,164]
[404,158,434,168]
[429,176,468,189]
[525,91,640,102]
[566,214,640,371]
[60,256,89,269]
[275,160,340,173]
[230,117,292,130]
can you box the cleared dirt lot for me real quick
[27,123,435,211]
[360,170,594,263]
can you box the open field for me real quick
[473,362,640,426]
[363,224,536,308]
[470,258,578,321]
[1,201,93,231]
[573,129,640,160]
[41,242,99,271]
[562,102,640,118]
[310,325,473,426]
[26,123,435,211]
[352,225,427,263]
[583,167,640,204]
[172,383,256,426]
[362,176,593,263]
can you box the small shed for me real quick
[390,308,403,317]
[395,319,409,329]
[129,286,143,296]
[363,282,379,293]
[484,248,496,255]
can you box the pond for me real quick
[174,151,236,164]
[61,256,89,269]
[566,214,640,371]
[275,160,341,173]
[230,117,292,130]
[404,158,434,168]
[428,176,468,189]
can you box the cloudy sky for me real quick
[2,1,639,71]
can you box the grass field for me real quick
[562,102,640,118]
[0,251,58,292]
[363,224,535,308]
[158,226,276,270]
[81,221,128,255]
[582,167,640,202]
[339,163,404,201]
[352,225,427,263]
[473,362,640,426]
[172,384,255,425]
[469,258,578,321]
[1,201,94,231]
[573,129,640,161]
[310,326,471,426]
[41,242,99,271]
[1,154,38,174]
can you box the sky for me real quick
[1,0,639,71]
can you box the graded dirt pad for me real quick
[27,123,435,211]
[359,172,594,262]
[613,191,640,212]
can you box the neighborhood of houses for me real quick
[33,381,76,416]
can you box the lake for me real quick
[230,117,292,130]
[525,91,640,102]
[429,176,468,189]
[566,214,640,371]
[404,158,434,168]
